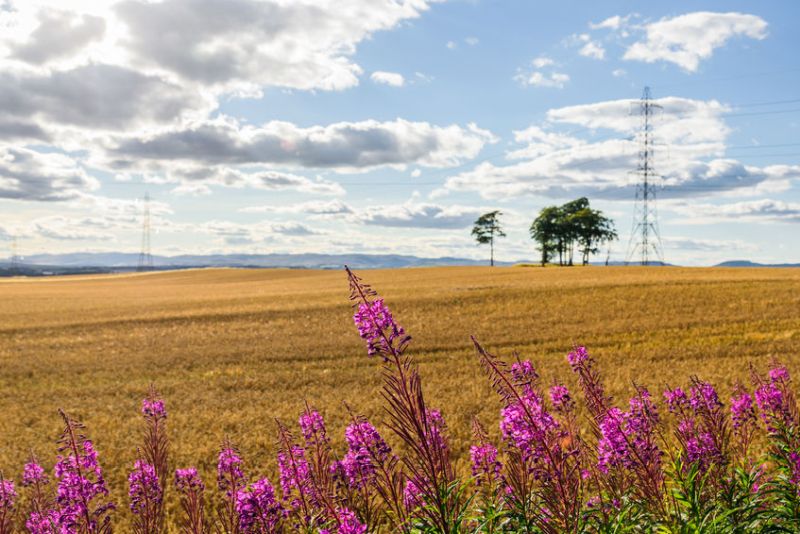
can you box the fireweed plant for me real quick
[1,269,800,532]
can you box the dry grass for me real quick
[1,265,800,524]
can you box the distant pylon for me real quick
[10,236,20,273]
[137,193,153,271]
[625,86,665,266]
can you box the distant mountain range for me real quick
[0,252,524,274]
[2,253,798,277]
[714,260,800,268]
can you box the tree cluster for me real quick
[471,199,616,267]
[529,197,617,266]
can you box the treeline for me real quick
[471,197,617,266]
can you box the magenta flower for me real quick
[345,420,391,462]
[235,478,283,532]
[128,460,162,514]
[664,387,688,413]
[141,398,167,419]
[500,386,559,465]
[54,439,113,531]
[511,360,538,383]
[403,479,424,510]
[26,510,59,534]
[731,392,756,431]
[597,390,661,475]
[299,409,329,447]
[689,382,722,413]
[277,445,310,502]
[336,507,367,534]
[567,346,589,370]
[353,298,406,358]
[217,447,246,497]
[549,384,574,413]
[0,479,16,510]
[175,468,204,493]
[755,381,790,432]
[175,467,205,534]
[470,442,502,486]
[597,408,629,473]
[23,462,48,486]
[769,366,790,383]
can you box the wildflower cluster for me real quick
[2,268,800,532]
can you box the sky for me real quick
[1,0,799,266]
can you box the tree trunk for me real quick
[490,237,494,267]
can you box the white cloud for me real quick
[531,56,554,68]
[357,202,483,229]
[515,71,570,89]
[673,199,800,224]
[589,15,632,31]
[33,216,116,241]
[612,68,626,77]
[516,56,569,88]
[623,12,768,72]
[370,71,405,87]
[441,95,799,201]
[0,146,98,201]
[105,117,496,172]
[446,40,457,50]
[579,41,605,60]
[241,199,353,216]
[464,36,479,46]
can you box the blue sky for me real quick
[1,0,799,265]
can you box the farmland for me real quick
[1,265,800,523]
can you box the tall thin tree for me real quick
[472,211,506,267]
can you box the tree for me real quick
[571,208,618,265]
[529,199,617,266]
[472,211,506,267]
[559,197,589,266]
[529,206,561,266]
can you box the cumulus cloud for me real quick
[0,146,98,201]
[357,202,482,229]
[579,41,605,59]
[623,12,768,72]
[105,117,495,172]
[155,166,346,195]
[441,96,799,201]
[241,199,354,216]
[111,0,439,93]
[515,56,569,88]
[0,64,208,135]
[673,199,800,223]
[199,219,323,246]
[589,15,632,31]
[33,216,116,241]
[662,236,758,253]
[7,8,106,65]
[515,70,569,88]
[370,71,405,87]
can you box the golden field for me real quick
[1,265,800,522]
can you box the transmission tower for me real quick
[625,86,665,266]
[10,236,20,274]
[137,193,153,271]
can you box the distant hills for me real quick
[714,260,800,268]
[0,252,524,275]
[2,253,798,277]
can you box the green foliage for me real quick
[472,211,506,266]
[530,198,617,266]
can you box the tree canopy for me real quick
[472,210,506,267]
[529,198,617,266]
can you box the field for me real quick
[2,265,800,522]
